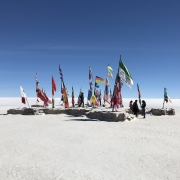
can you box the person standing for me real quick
[141,100,146,118]
[129,100,133,111]
[133,100,139,117]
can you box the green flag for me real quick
[119,60,133,88]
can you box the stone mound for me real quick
[7,107,175,121]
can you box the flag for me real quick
[20,85,27,104]
[61,81,65,94]
[59,65,63,81]
[104,86,110,104]
[63,88,69,108]
[164,88,172,103]
[137,83,141,105]
[72,86,74,103]
[95,76,104,83]
[119,60,133,88]
[90,93,99,106]
[52,76,56,108]
[36,88,48,104]
[44,91,52,104]
[106,77,110,87]
[89,67,93,91]
[107,64,113,71]
[88,90,92,101]
[52,76,56,92]
[107,69,113,78]
[95,82,99,88]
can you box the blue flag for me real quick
[88,90,92,100]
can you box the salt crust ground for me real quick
[0,98,180,180]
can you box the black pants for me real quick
[134,111,138,117]
[79,101,84,107]
[142,108,145,118]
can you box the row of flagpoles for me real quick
[19,56,172,109]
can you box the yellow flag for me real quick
[107,65,113,71]
[90,94,96,103]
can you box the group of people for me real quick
[129,100,146,118]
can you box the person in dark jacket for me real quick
[141,100,146,118]
[133,100,139,117]
[79,92,84,107]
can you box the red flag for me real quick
[22,97,26,104]
[52,76,56,92]
[37,88,48,104]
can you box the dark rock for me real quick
[167,108,175,115]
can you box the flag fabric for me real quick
[43,91,52,104]
[112,71,124,108]
[20,85,27,104]
[36,88,48,104]
[119,60,133,88]
[63,88,69,108]
[89,67,93,91]
[104,87,110,104]
[52,76,56,92]
[107,69,113,78]
[90,93,99,106]
[35,73,39,102]
[61,81,65,94]
[137,83,141,105]
[94,88,100,98]
[104,77,110,104]
[72,86,75,104]
[95,76,104,83]
[107,64,113,71]
[52,76,56,108]
[59,65,69,107]
[59,65,63,81]
[95,82,99,88]
[88,90,92,101]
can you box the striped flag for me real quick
[59,65,63,81]
[95,76,104,83]
[107,64,113,71]
[107,69,113,78]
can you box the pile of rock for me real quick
[151,108,175,116]
[7,107,175,121]
[86,111,135,121]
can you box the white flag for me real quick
[20,85,27,104]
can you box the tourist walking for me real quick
[133,100,139,117]
[141,100,146,118]
[79,92,84,107]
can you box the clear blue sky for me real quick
[0,0,180,99]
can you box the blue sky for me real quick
[0,0,180,99]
